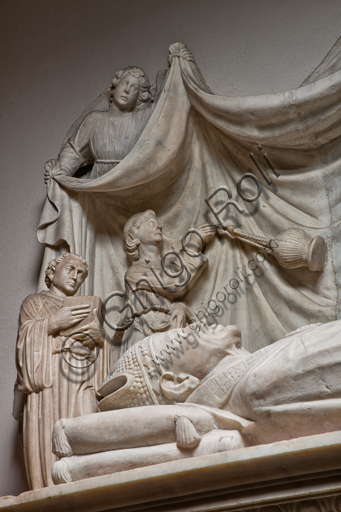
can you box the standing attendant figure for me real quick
[14,253,104,489]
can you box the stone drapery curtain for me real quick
[37,41,341,362]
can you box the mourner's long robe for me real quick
[16,291,100,489]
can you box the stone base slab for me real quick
[1,431,341,511]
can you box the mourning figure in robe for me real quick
[15,253,104,489]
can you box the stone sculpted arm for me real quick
[70,309,105,347]
[47,304,91,335]
[44,113,95,182]
[169,302,188,328]
[16,295,53,394]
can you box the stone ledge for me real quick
[1,431,341,512]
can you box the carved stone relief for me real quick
[14,254,104,489]
[37,41,341,360]
[50,320,341,484]
[11,36,341,505]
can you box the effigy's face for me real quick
[113,74,141,111]
[51,257,87,296]
[150,323,243,384]
[138,216,163,245]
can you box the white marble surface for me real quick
[47,320,341,485]
[3,3,341,498]
[37,39,341,362]
[11,32,341,496]
[1,431,341,511]
[14,254,104,489]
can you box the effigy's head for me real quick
[110,66,151,112]
[45,253,89,295]
[98,323,242,411]
[123,210,162,263]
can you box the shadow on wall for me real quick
[7,425,29,496]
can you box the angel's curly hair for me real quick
[124,210,157,264]
[45,253,89,289]
[110,66,151,110]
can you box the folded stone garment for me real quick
[52,429,244,484]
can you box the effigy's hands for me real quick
[170,303,187,328]
[194,224,217,247]
[74,312,104,347]
[47,304,90,335]
[44,159,62,184]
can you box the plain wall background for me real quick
[1,0,341,497]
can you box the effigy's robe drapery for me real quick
[187,320,341,445]
[37,41,341,361]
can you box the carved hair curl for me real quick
[110,67,151,110]
[124,210,157,264]
[45,253,89,289]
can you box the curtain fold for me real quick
[37,41,341,358]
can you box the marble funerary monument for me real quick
[3,39,341,511]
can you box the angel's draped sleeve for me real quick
[57,112,96,176]
[16,294,53,394]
